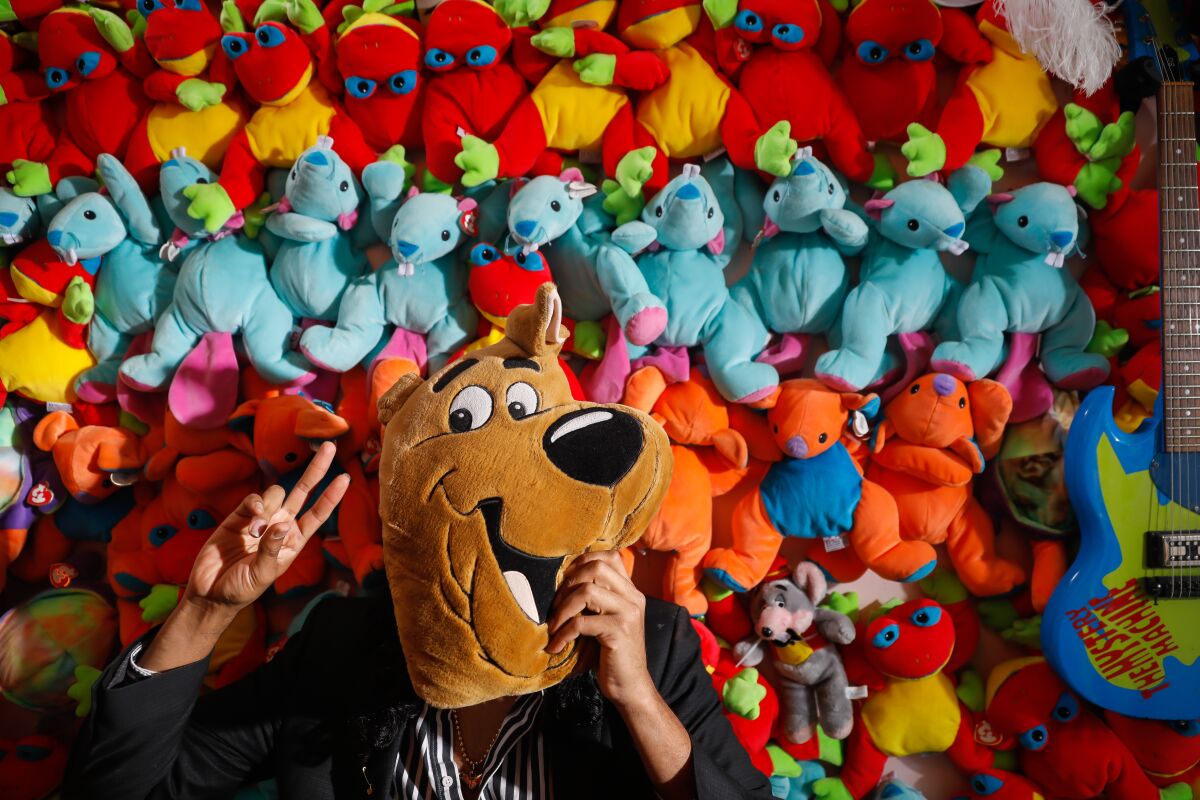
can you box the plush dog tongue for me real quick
[504,571,540,623]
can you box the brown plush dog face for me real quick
[377,285,671,708]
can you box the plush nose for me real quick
[47,230,63,247]
[784,436,808,458]
[943,221,965,238]
[514,219,537,238]
[0,212,20,228]
[675,183,701,200]
[303,149,330,167]
[1050,230,1073,248]
[543,408,644,487]
[932,373,956,397]
[394,239,418,257]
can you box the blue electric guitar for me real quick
[1042,37,1200,718]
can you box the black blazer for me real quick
[63,595,774,800]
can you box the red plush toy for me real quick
[984,658,1188,800]
[183,14,377,231]
[420,0,543,187]
[959,768,1045,800]
[0,32,57,177]
[836,0,991,144]
[6,7,153,196]
[1105,712,1200,789]
[0,734,69,800]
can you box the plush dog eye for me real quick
[1053,692,1078,721]
[344,76,377,99]
[904,38,935,62]
[1018,215,1029,227]
[83,209,97,220]
[425,48,455,69]
[387,70,418,95]
[872,623,900,649]
[818,432,827,443]
[1019,725,1048,750]
[550,200,561,212]
[449,385,492,432]
[466,45,498,67]
[907,219,920,231]
[910,383,920,394]
[506,382,539,420]
[734,10,762,32]
[857,40,889,64]
[910,605,942,627]
[76,51,101,77]
[958,397,966,408]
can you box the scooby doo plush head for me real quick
[377,284,672,708]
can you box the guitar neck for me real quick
[1158,80,1200,453]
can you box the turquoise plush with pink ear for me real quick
[612,162,777,404]
[265,137,370,322]
[931,181,1109,390]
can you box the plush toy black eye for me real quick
[449,385,493,432]
[959,397,966,408]
[339,180,349,192]
[773,424,779,433]
[195,177,208,184]
[83,209,96,220]
[506,382,538,420]
[776,600,785,608]
[772,190,781,202]
[818,432,827,443]
[707,207,714,219]
[550,200,561,212]
[910,383,920,394]
[1018,215,1029,227]
[284,452,298,463]
[827,182,835,195]
[655,206,663,218]
[441,230,451,241]
[907,219,919,231]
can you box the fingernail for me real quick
[270,525,289,540]
[250,521,266,538]
[252,500,263,514]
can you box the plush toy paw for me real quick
[703,0,738,28]
[1063,102,1103,155]
[140,583,181,623]
[967,149,1004,182]
[901,123,947,177]
[127,7,147,38]
[819,208,868,248]
[6,159,50,197]
[454,135,500,188]
[571,319,605,359]
[89,6,135,52]
[1074,158,1123,209]
[977,598,1019,631]
[62,276,95,325]
[865,152,896,190]
[220,0,247,32]
[722,667,767,719]
[1160,783,1193,800]
[919,569,967,606]
[574,53,616,86]
[1088,111,1137,162]
[256,0,323,33]
[813,777,853,800]
[176,78,227,112]
[1003,615,1042,649]
[613,147,657,199]
[1087,319,1129,358]
[0,83,7,107]
[956,668,984,712]
[242,192,272,239]
[0,0,13,22]
[755,121,798,177]
[184,181,236,232]
[625,305,667,347]
[68,665,102,718]
[494,0,551,27]
[820,590,859,621]
[767,746,806,778]
[532,27,575,57]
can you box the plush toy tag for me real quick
[49,562,78,589]
[846,685,869,700]
[27,481,54,508]
[1004,148,1030,162]
[974,719,1004,747]
[823,534,848,552]
[459,208,478,236]
[849,410,871,439]
[45,402,72,414]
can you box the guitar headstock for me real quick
[1116,0,1200,109]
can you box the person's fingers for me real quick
[547,581,631,635]
[297,473,350,539]
[283,442,336,516]
[260,484,286,516]
[229,493,264,522]
[547,613,618,654]
[222,493,269,539]
[561,551,643,604]
[247,519,295,588]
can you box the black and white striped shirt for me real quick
[392,693,551,800]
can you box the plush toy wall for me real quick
[0,0,1193,798]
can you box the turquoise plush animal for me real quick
[613,163,777,404]
[506,169,667,346]
[931,182,1109,388]
[0,179,98,247]
[732,148,867,343]
[119,154,311,390]
[266,137,370,321]
[816,166,991,392]
[300,168,478,373]
[46,154,174,401]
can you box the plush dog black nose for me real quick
[543,408,644,487]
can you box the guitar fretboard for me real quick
[1158,81,1200,453]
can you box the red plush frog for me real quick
[183,7,378,232]
[121,0,251,186]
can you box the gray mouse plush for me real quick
[733,560,855,742]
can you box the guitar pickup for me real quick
[1146,531,1200,568]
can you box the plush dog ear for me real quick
[97,154,160,246]
[711,428,748,470]
[377,372,423,426]
[792,560,828,607]
[295,404,351,440]
[504,283,567,358]
[33,411,79,452]
[967,379,1013,460]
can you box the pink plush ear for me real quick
[706,227,726,256]
[169,332,240,429]
[456,197,478,212]
[1066,185,1078,198]
[864,198,894,221]
[406,186,420,199]
[559,167,585,183]
[792,561,828,606]
[987,193,1015,210]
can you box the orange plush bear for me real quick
[228,394,384,589]
[32,412,144,504]
[867,373,1023,596]
[703,379,937,591]
[621,370,754,616]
